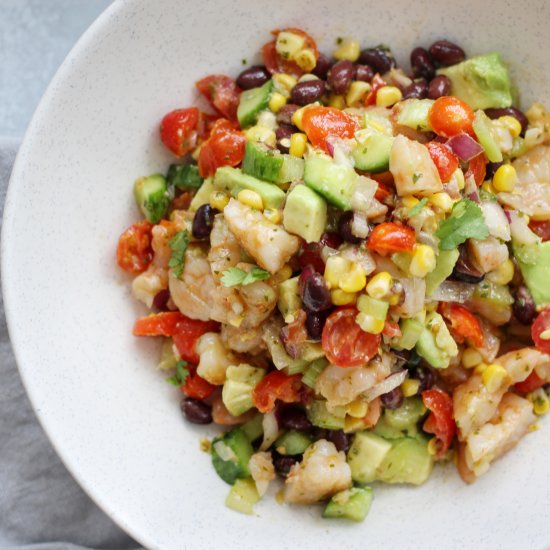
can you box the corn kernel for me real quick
[356,312,385,335]
[462,348,483,369]
[401,378,420,397]
[339,263,367,293]
[331,288,357,306]
[328,94,346,110]
[294,48,317,72]
[402,196,420,209]
[237,189,263,210]
[427,437,439,456]
[492,164,517,192]
[245,125,276,147]
[388,294,401,306]
[273,73,297,97]
[482,363,510,393]
[409,244,436,278]
[209,191,230,211]
[332,38,360,61]
[481,180,496,194]
[376,86,403,108]
[474,362,488,375]
[289,132,308,158]
[528,388,550,415]
[263,208,282,224]
[324,255,351,288]
[498,115,522,138]
[275,31,306,60]
[429,192,454,213]
[346,397,369,418]
[451,168,465,190]
[344,415,366,433]
[298,73,320,83]
[268,92,287,113]
[486,259,515,286]
[366,272,393,300]
[270,264,293,285]
[345,80,371,107]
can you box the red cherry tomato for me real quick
[422,388,456,458]
[133,312,185,337]
[366,222,416,256]
[252,371,303,413]
[465,153,487,186]
[182,370,216,400]
[195,75,240,121]
[116,221,154,275]
[172,317,220,364]
[429,96,475,138]
[198,119,246,178]
[301,106,359,153]
[382,319,401,339]
[514,369,546,395]
[426,141,459,183]
[364,74,386,107]
[529,220,550,241]
[159,108,200,157]
[439,302,484,348]
[532,308,550,355]
[197,111,221,141]
[322,307,381,367]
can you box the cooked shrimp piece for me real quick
[151,211,193,269]
[208,215,241,283]
[223,199,300,273]
[467,236,509,274]
[463,392,536,476]
[284,440,352,504]
[497,347,550,384]
[131,266,168,307]
[196,332,235,385]
[221,322,266,355]
[248,451,275,497]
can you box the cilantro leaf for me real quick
[408,197,428,217]
[166,360,189,386]
[168,230,189,277]
[221,266,271,287]
[435,199,489,250]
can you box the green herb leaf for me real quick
[221,266,271,287]
[408,197,428,217]
[435,199,489,250]
[166,360,189,386]
[168,230,190,277]
[412,172,422,184]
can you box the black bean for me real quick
[410,47,436,80]
[236,65,270,90]
[381,386,405,409]
[326,430,351,453]
[328,60,355,94]
[355,64,374,83]
[402,80,429,100]
[180,397,212,424]
[428,75,451,99]
[291,79,326,106]
[485,107,529,135]
[312,52,333,79]
[192,204,217,239]
[486,161,504,180]
[337,211,362,244]
[451,245,484,284]
[513,286,537,325]
[429,40,466,66]
[301,272,331,312]
[272,452,298,477]
[276,104,300,126]
[306,311,327,341]
[404,349,422,369]
[277,404,313,431]
[152,289,171,311]
[410,366,435,392]
[359,47,395,74]
[275,124,294,153]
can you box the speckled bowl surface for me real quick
[2,0,550,548]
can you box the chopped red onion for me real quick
[447,133,484,162]
[326,141,335,157]
[504,210,512,223]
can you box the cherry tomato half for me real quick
[198,119,246,178]
[252,371,303,413]
[422,388,456,458]
[133,311,184,337]
[195,75,240,121]
[116,220,154,275]
[366,222,416,256]
[160,108,199,157]
[426,141,459,183]
[172,317,220,364]
[465,153,487,186]
[182,370,216,400]
[532,308,550,355]
[301,106,359,153]
[514,369,546,395]
[322,307,381,367]
[439,303,484,348]
[429,96,474,138]
[529,220,550,241]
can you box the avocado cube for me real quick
[283,184,327,243]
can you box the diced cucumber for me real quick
[275,430,313,455]
[302,359,328,388]
[166,163,203,190]
[473,110,503,163]
[225,478,260,515]
[277,154,305,184]
[298,342,325,362]
[307,399,345,429]
[323,487,374,522]
[263,327,308,373]
[384,397,427,430]
[134,174,169,223]
[211,428,254,484]
[415,311,458,369]
[425,249,460,296]
[352,134,394,173]
[395,99,434,131]
[347,431,392,485]
[364,109,393,134]
[469,280,514,325]
[304,156,356,210]
[222,365,265,417]
[158,338,178,371]
[277,276,302,322]
[376,437,433,485]
[241,413,264,443]
[237,80,274,128]
[283,185,327,243]
[214,166,286,210]
[189,177,215,212]
[393,318,424,350]
[242,140,304,184]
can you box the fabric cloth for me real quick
[0,139,139,550]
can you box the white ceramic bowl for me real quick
[3,1,550,548]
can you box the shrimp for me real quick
[284,440,352,504]
[467,236,509,274]
[196,332,235,385]
[463,392,536,476]
[223,199,300,273]
[248,451,275,497]
[131,266,168,307]
[208,215,241,283]
[151,211,193,269]
[221,321,266,355]
[497,346,550,384]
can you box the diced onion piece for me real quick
[430,281,476,303]
[509,211,540,245]
[480,200,511,241]
[362,370,408,402]
[352,212,370,239]
[351,175,378,214]
[260,411,279,451]
[447,133,484,162]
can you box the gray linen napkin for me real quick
[0,138,139,550]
